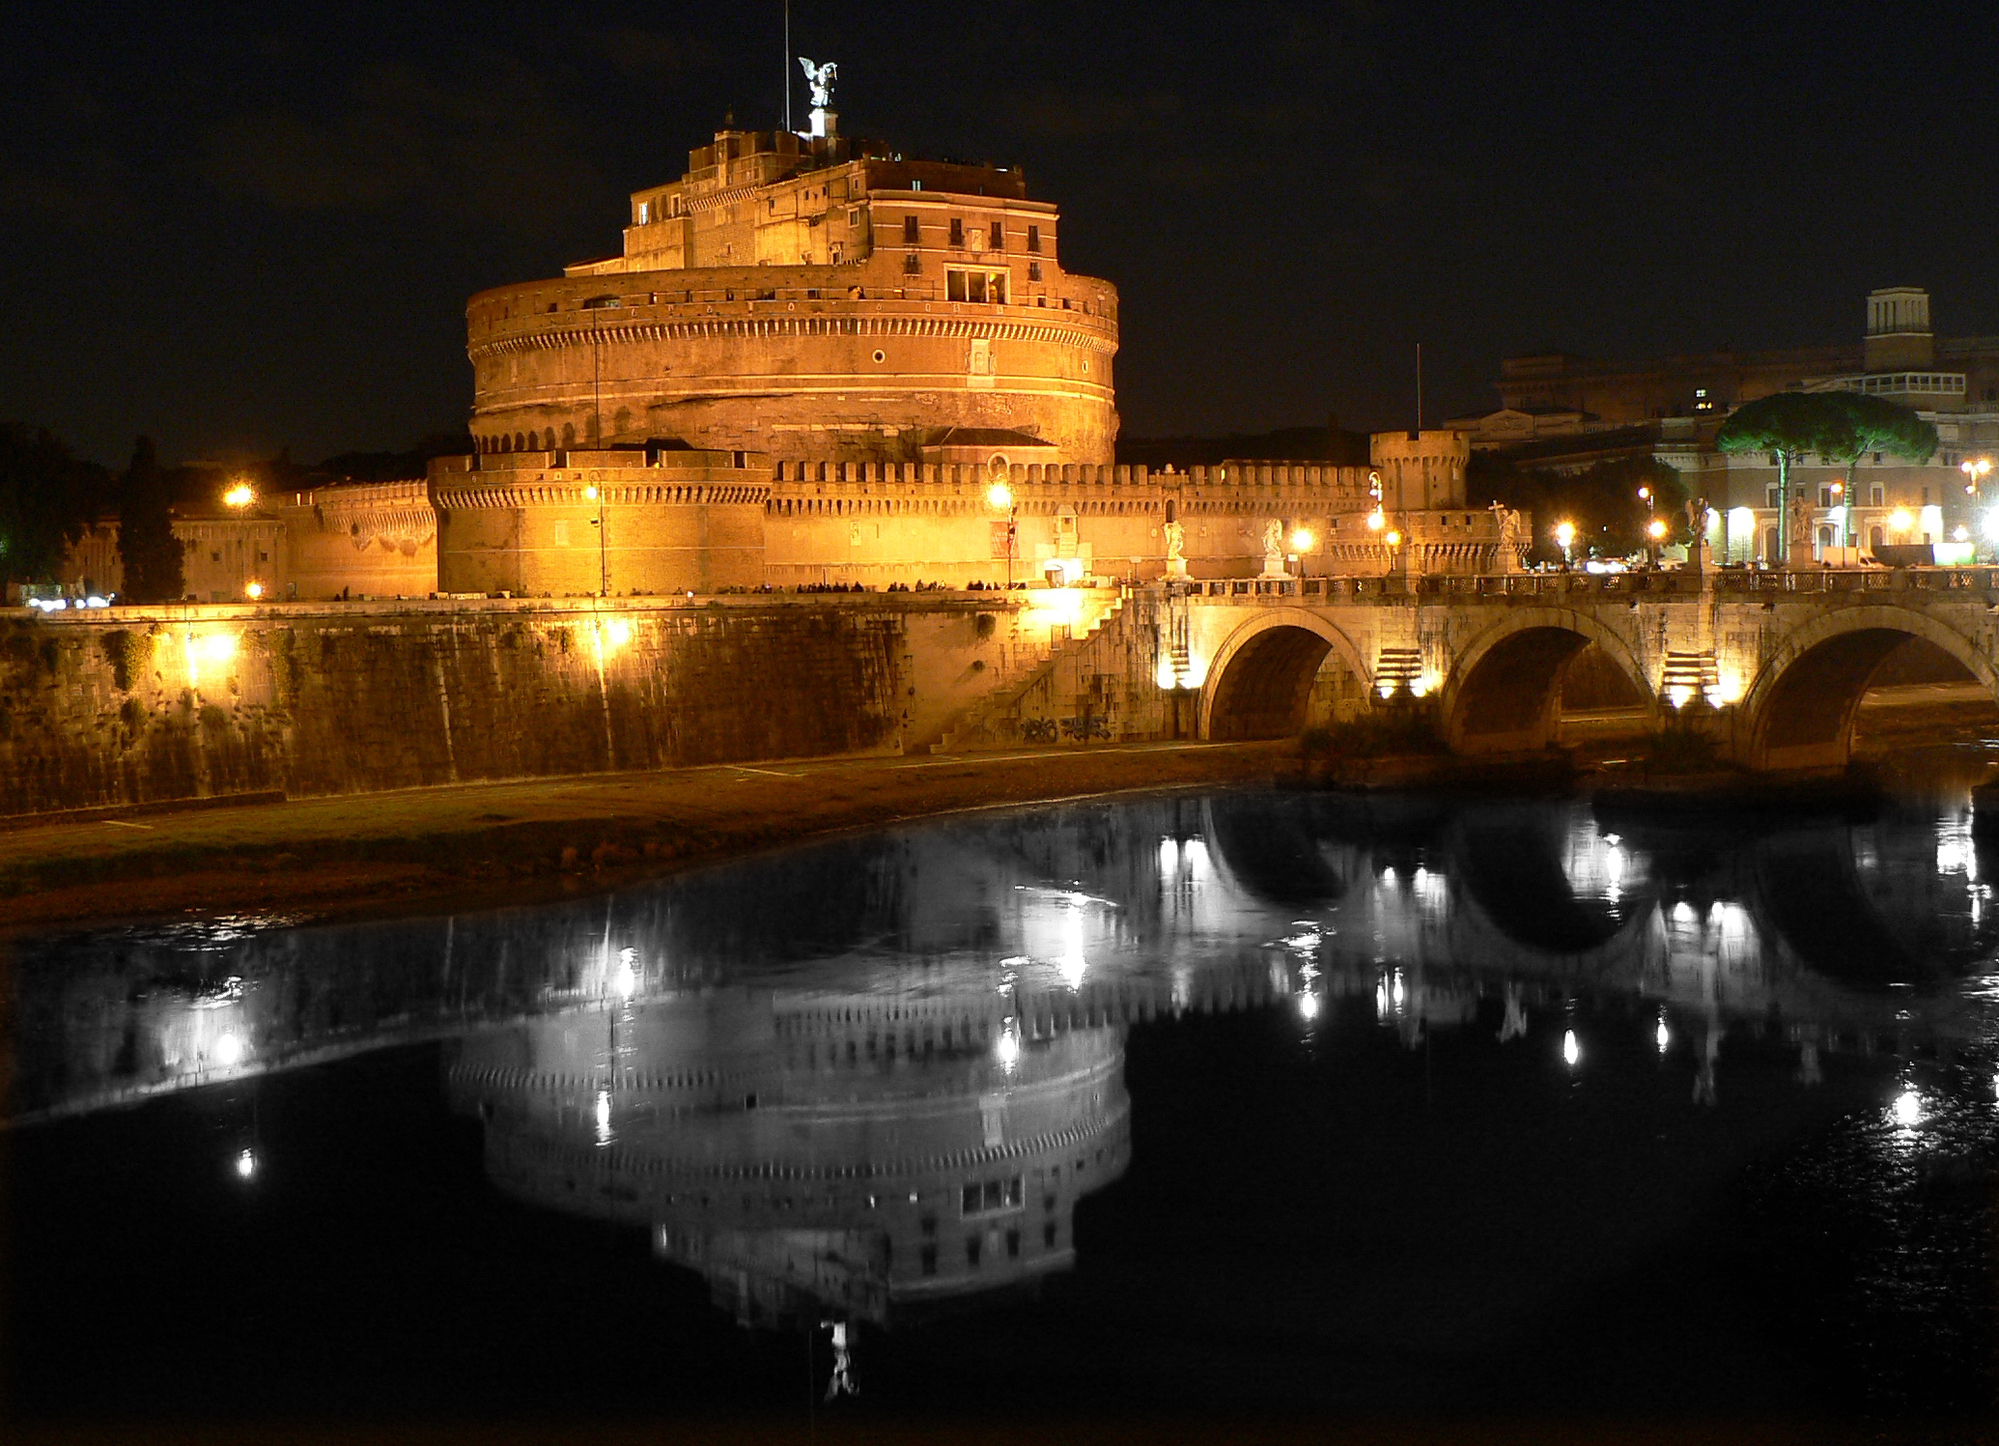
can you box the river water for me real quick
[7,780,1999,1428]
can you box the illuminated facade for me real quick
[426,98,1511,595]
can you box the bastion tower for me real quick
[465,105,1118,466]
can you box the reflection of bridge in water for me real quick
[14,793,1996,1127]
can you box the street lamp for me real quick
[1646,516,1667,564]
[986,480,1016,589]
[223,481,255,510]
[583,483,608,595]
[1555,520,1576,565]
[1289,526,1314,579]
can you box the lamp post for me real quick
[1289,526,1315,580]
[1555,520,1576,567]
[224,481,258,598]
[1645,516,1667,566]
[986,479,1016,589]
[584,484,609,595]
[1963,459,1992,552]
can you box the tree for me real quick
[116,436,185,603]
[1713,392,1848,565]
[1813,393,1939,545]
[0,425,106,593]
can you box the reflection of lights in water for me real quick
[1391,972,1406,1008]
[1671,900,1695,925]
[1297,992,1320,1021]
[1655,1015,1670,1053]
[594,1090,613,1146]
[212,1032,245,1067]
[1892,1089,1923,1129]
[1563,1030,1581,1068]
[1937,816,1976,880]
[235,1149,257,1180]
[612,947,638,999]
[996,1027,1020,1073]
[1382,867,1398,887]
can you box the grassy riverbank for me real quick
[0,741,1291,934]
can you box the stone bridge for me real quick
[1151,565,1999,769]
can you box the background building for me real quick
[1456,287,1999,564]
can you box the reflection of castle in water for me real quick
[14,790,1999,1131]
[446,987,1133,1328]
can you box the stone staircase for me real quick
[933,590,1132,752]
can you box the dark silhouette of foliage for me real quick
[1713,392,1850,562]
[1814,394,1939,541]
[116,436,185,603]
[0,424,107,592]
[1468,450,1689,560]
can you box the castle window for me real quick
[1871,485,1884,506]
[903,214,919,245]
[989,221,1004,250]
[1027,224,1041,253]
[1028,261,1041,283]
[904,253,920,275]
[638,201,650,223]
[949,217,964,247]
[966,1235,981,1267]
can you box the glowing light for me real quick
[1714,668,1745,705]
[1298,992,1320,1021]
[1554,521,1576,550]
[1409,673,1434,699]
[1156,657,1178,689]
[1892,1089,1922,1128]
[1563,1029,1581,1068]
[599,618,632,654]
[583,484,599,501]
[1637,486,1651,502]
[1655,1016,1670,1054]
[612,946,637,999]
[1366,509,1385,532]
[996,1027,1020,1072]
[1954,526,1971,543]
[1391,972,1406,1008]
[1384,529,1402,547]
[1666,683,1694,709]
[1646,519,1668,541]
[1025,587,1085,629]
[223,482,255,509]
[235,1149,257,1179]
[1983,509,1999,544]
[985,480,1014,512]
[1290,527,1315,553]
[212,1031,245,1067]
[595,1089,613,1145]
[1888,508,1913,534]
[244,581,264,600]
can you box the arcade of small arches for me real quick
[1178,581,1999,771]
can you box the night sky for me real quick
[5,1,1996,467]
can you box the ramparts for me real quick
[0,595,1050,817]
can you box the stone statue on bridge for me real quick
[1163,518,1187,577]
[1787,487,1815,564]
[1260,519,1287,578]
[1491,504,1524,572]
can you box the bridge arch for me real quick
[1739,604,1999,771]
[1440,608,1658,754]
[1198,609,1372,741]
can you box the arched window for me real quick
[514,432,526,451]
[562,423,576,447]
[543,428,555,450]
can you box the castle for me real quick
[59,77,1511,604]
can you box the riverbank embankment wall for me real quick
[0,595,1050,816]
